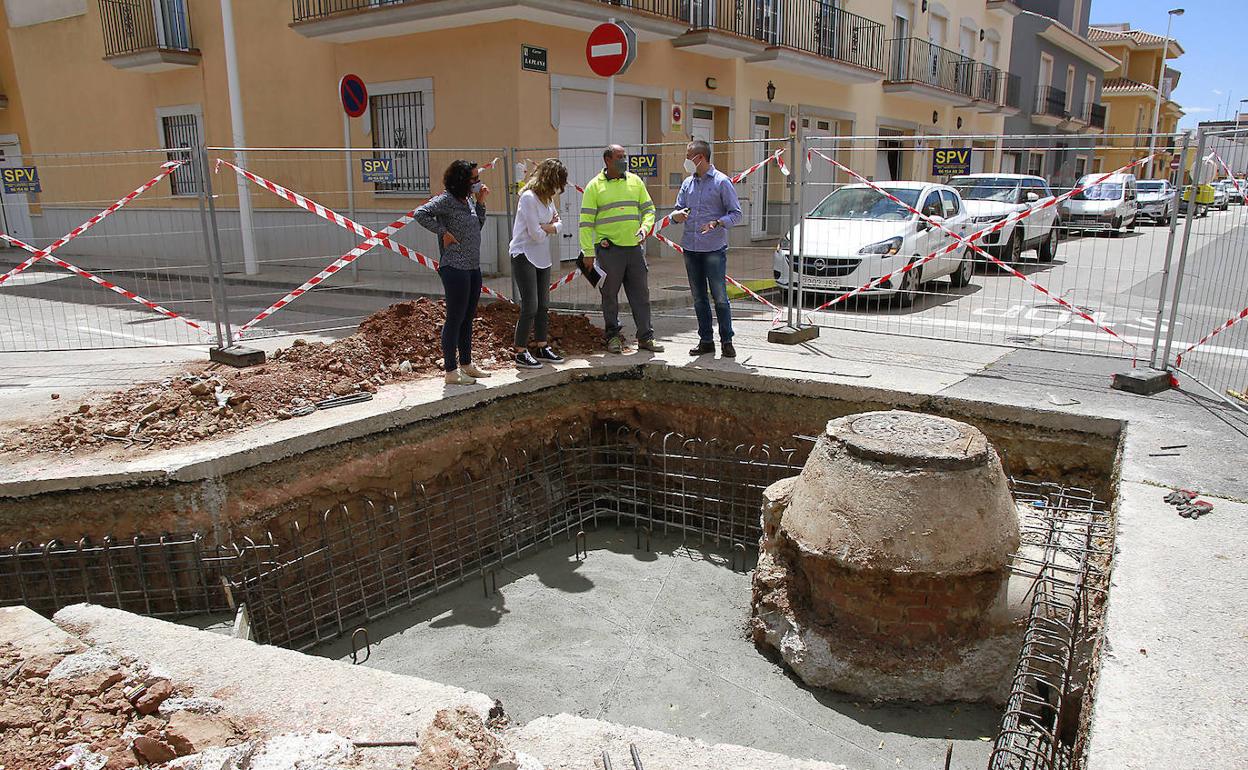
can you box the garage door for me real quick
[556,90,644,261]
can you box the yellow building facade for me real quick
[1088,23,1184,180]
[0,0,1023,270]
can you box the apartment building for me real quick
[1088,22,1184,180]
[0,0,1022,269]
[999,0,1118,188]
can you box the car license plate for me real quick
[800,276,843,289]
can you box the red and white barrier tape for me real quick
[731,149,788,184]
[804,148,1156,350]
[1175,306,1248,367]
[239,207,425,334]
[479,157,502,171]
[1206,151,1246,201]
[0,161,184,288]
[216,159,511,318]
[1,233,202,331]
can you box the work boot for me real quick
[689,341,715,356]
[459,363,490,378]
[606,335,624,354]
[637,338,665,353]
[721,341,737,358]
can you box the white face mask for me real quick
[683,158,697,175]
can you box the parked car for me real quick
[948,173,1059,263]
[774,181,974,307]
[1135,180,1176,225]
[1211,182,1230,211]
[1061,173,1138,236]
[1224,179,1246,205]
[1181,184,1215,217]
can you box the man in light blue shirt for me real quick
[671,139,743,358]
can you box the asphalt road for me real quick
[791,205,1248,363]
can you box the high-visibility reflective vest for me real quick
[578,170,656,254]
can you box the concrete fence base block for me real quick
[767,325,819,345]
[209,345,266,368]
[1111,368,1173,396]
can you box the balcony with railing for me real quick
[1032,85,1069,126]
[674,1,885,83]
[1083,102,1106,133]
[99,0,200,71]
[970,63,1022,113]
[883,37,977,104]
[289,1,886,82]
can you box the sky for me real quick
[1089,0,1245,127]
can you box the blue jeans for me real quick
[683,248,732,343]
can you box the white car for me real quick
[948,174,1059,263]
[774,181,974,307]
[1062,173,1138,236]
[1136,180,1176,225]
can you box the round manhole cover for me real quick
[850,413,962,445]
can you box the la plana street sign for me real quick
[586,21,636,78]
[339,74,368,118]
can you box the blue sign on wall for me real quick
[361,157,395,184]
[2,166,40,193]
[629,154,658,178]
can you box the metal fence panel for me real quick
[205,145,510,341]
[0,148,220,352]
[787,132,1189,360]
[1162,127,1248,414]
[514,137,793,322]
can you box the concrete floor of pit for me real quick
[311,530,1001,770]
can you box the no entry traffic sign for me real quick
[339,74,368,118]
[586,21,636,78]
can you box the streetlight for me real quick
[1146,7,1184,178]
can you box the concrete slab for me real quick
[53,603,497,745]
[511,713,854,770]
[313,531,999,770]
[0,605,86,657]
[1084,483,1248,770]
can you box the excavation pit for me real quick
[0,367,1119,770]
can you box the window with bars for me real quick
[160,112,201,196]
[369,90,430,194]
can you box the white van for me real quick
[1062,173,1138,237]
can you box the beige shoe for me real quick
[445,370,476,385]
[459,363,490,378]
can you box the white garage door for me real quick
[556,90,644,261]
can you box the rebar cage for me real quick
[0,425,1111,770]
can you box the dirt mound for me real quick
[3,300,602,456]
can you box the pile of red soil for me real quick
[3,299,602,455]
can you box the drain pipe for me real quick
[220,0,260,275]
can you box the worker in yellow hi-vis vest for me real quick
[579,144,664,355]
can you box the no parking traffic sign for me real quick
[339,74,368,118]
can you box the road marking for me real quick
[77,325,207,348]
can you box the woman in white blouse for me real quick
[507,159,568,369]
